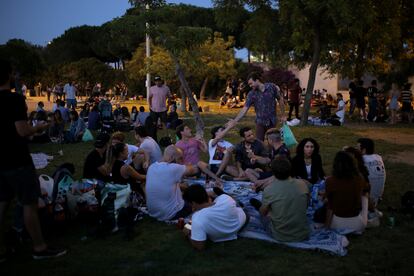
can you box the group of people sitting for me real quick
[81,120,386,250]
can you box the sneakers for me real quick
[32,247,67,260]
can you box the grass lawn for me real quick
[2,106,414,275]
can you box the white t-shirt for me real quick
[335,100,345,124]
[191,195,246,242]
[125,144,139,165]
[146,162,186,221]
[363,154,386,204]
[208,139,233,165]
[140,137,162,164]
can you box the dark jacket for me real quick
[291,154,325,184]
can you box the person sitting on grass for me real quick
[110,142,146,194]
[291,138,325,185]
[249,155,310,242]
[175,124,208,167]
[134,126,162,165]
[234,127,270,181]
[198,125,239,180]
[64,110,86,143]
[357,138,386,208]
[181,184,247,250]
[83,132,112,182]
[247,128,290,191]
[146,145,198,221]
[325,151,369,233]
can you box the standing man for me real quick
[367,80,379,122]
[148,76,171,129]
[287,78,301,121]
[0,59,66,260]
[64,81,77,110]
[227,72,285,141]
[355,80,367,121]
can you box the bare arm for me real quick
[97,163,111,177]
[122,165,146,181]
[325,208,333,228]
[211,124,234,147]
[184,164,198,176]
[259,203,270,216]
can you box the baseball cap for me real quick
[94,132,110,148]
[154,76,162,81]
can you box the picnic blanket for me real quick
[31,153,54,169]
[184,179,349,256]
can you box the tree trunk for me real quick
[179,86,187,112]
[200,77,209,100]
[300,27,321,126]
[354,41,366,80]
[172,56,204,137]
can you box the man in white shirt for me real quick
[111,132,149,170]
[357,138,386,207]
[146,145,198,221]
[63,81,77,110]
[134,126,162,164]
[198,125,239,179]
[182,184,246,250]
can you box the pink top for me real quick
[176,138,201,166]
[149,85,171,112]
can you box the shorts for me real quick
[0,165,41,205]
[150,110,167,123]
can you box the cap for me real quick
[154,76,162,81]
[94,132,110,148]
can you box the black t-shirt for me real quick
[235,139,268,170]
[0,89,33,170]
[83,149,109,181]
[367,86,378,98]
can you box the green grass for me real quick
[1,109,414,275]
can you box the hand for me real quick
[143,161,149,170]
[280,115,287,123]
[247,151,255,159]
[214,179,223,188]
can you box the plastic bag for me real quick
[280,123,298,148]
[82,129,94,142]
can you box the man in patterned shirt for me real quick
[227,72,286,141]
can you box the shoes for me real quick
[32,247,67,260]
[249,198,262,211]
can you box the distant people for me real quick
[134,126,162,164]
[328,93,345,125]
[0,58,66,260]
[227,72,286,141]
[287,78,301,121]
[146,145,198,221]
[389,83,400,124]
[64,110,86,143]
[250,156,310,242]
[357,138,386,207]
[136,106,150,127]
[98,96,113,121]
[166,105,182,130]
[325,151,369,233]
[63,81,77,110]
[348,81,357,116]
[400,83,413,123]
[30,111,50,143]
[234,127,270,180]
[36,101,45,112]
[182,184,247,250]
[48,111,64,142]
[318,100,331,121]
[291,138,325,184]
[367,80,379,122]
[355,80,367,121]
[131,106,138,125]
[87,105,101,130]
[57,100,70,123]
[83,132,111,182]
[79,103,90,122]
[149,76,172,129]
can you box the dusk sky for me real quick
[0,0,212,45]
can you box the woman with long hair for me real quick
[325,151,369,233]
[291,138,325,184]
